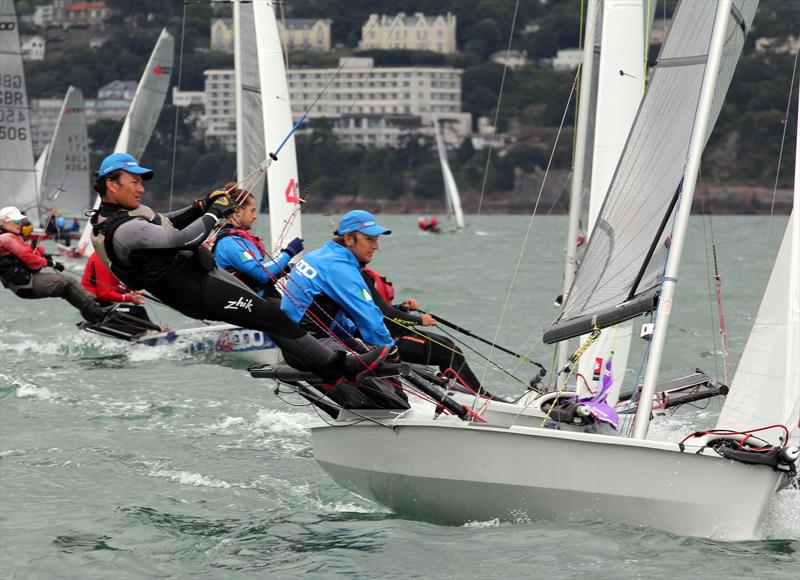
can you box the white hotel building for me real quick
[199,58,470,150]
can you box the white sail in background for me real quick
[433,118,465,231]
[34,143,49,194]
[77,29,174,256]
[575,0,645,404]
[0,0,39,225]
[38,86,90,219]
[253,0,302,253]
[717,77,800,447]
[115,28,174,158]
[234,0,267,221]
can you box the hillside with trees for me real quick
[20,0,800,212]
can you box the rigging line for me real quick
[385,318,525,385]
[767,45,799,232]
[699,190,722,383]
[474,0,521,225]
[168,1,189,212]
[478,66,581,388]
[434,325,527,386]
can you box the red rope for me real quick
[681,424,790,450]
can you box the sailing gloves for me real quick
[206,194,236,220]
[283,237,304,258]
[46,256,65,272]
[194,189,231,212]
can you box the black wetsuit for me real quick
[91,201,353,376]
[361,271,485,394]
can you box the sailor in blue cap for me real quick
[89,153,387,378]
[281,210,397,354]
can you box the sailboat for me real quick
[0,0,39,226]
[433,117,465,232]
[109,1,300,364]
[251,0,798,538]
[35,86,90,255]
[75,28,175,258]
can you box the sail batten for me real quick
[545,0,758,344]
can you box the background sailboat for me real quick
[110,2,300,364]
[433,117,465,232]
[37,86,90,222]
[0,0,39,225]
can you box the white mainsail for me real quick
[252,0,302,253]
[433,118,465,231]
[115,29,174,159]
[545,0,758,345]
[716,77,800,447]
[0,0,39,225]
[76,29,174,256]
[34,143,49,195]
[234,0,267,221]
[574,0,645,403]
[38,86,90,219]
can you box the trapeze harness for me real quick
[211,225,284,297]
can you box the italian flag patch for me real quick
[357,288,373,301]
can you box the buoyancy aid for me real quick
[211,225,283,295]
[362,267,395,303]
[91,204,210,290]
[0,232,37,287]
[0,249,30,287]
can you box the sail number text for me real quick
[0,74,29,141]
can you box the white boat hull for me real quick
[311,416,785,539]
[136,324,280,364]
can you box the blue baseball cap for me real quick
[335,210,391,236]
[97,152,153,179]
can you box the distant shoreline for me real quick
[300,185,794,215]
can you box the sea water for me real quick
[1,215,797,578]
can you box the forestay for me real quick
[253,1,303,253]
[544,0,758,344]
[38,86,90,219]
[0,0,38,224]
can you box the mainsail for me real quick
[544,0,758,344]
[433,118,465,231]
[0,0,38,224]
[76,29,174,256]
[115,28,174,159]
[253,0,302,253]
[573,0,645,403]
[38,86,90,219]
[234,0,267,218]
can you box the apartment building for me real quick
[359,12,457,54]
[199,58,469,149]
[288,57,469,147]
[277,18,332,51]
[202,69,236,150]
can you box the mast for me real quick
[632,0,733,439]
[788,76,800,446]
[557,0,600,381]
[234,0,244,183]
